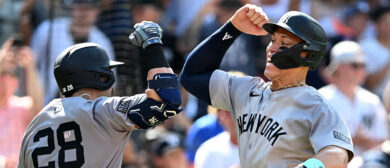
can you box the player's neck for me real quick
[271,70,307,91]
[72,88,107,100]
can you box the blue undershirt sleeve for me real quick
[179,21,242,105]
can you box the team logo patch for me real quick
[117,98,131,113]
[333,131,351,145]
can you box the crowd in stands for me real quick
[1,0,390,167]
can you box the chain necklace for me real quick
[271,83,306,91]
[80,94,92,100]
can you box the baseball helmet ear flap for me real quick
[54,43,124,96]
[263,11,327,70]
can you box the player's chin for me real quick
[264,63,280,79]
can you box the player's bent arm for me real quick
[297,145,349,168]
[127,21,183,129]
[180,4,268,104]
[314,145,349,168]
[180,21,241,105]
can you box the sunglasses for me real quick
[350,63,365,69]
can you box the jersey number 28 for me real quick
[31,121,85,168]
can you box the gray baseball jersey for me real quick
[18,94,145,168]
[209,70,354,168]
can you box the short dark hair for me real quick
[131,0,163,10]
[371,5,390,22]
[218,0,243,10]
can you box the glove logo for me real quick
[149,117,159,124]
[164,110,177,118]
[150,104,165,112]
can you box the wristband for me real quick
[144,44,170,70]
[302,158,325,168]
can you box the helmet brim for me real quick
[109,60,125,69]
[263,22,279,34]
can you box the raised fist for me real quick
[129,21,163,49]
[230,4,269,36]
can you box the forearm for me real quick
[352,134,384,150]
[180,21,241,104]
[312,146,349,168]
[143,44,173,101]
[127,21,183,129]
[24,62,43,116]
[366,63,390,90]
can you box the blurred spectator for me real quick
[194,108,239,168]
[306,1,368,89]
[252,0,311,22]
[359,5,390,96]
[327,2,370,44]
[0,0,23,45]
[96,0,143,96]
[19,0,48,45]
[131,0,184,83]
[121,139,140,168]
[184,106,224,165]
[359,80,390,168]
[319,41,388,157]
[313,0,357,37]
[366,0,390,11]
[144,129,190,168]
[30,0,114,105]
[164,0,210,37]
[312,2,371,90]
[0,38,43,168]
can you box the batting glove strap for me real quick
[129,21,163,49]
[299,158,325,168]
[143,37,163,49]
[127,98,183,129]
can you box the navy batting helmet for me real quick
[263,11,327,70]
[54,43,124,96]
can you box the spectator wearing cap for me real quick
[326,1,370,45]
[30,0,114,105]
[148,131,189,168]
[359,5,390,96]
[319,41,388,158]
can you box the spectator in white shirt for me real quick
[319,41,388,157]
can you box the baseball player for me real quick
[17,21,183,167]
[180,4,354,168]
